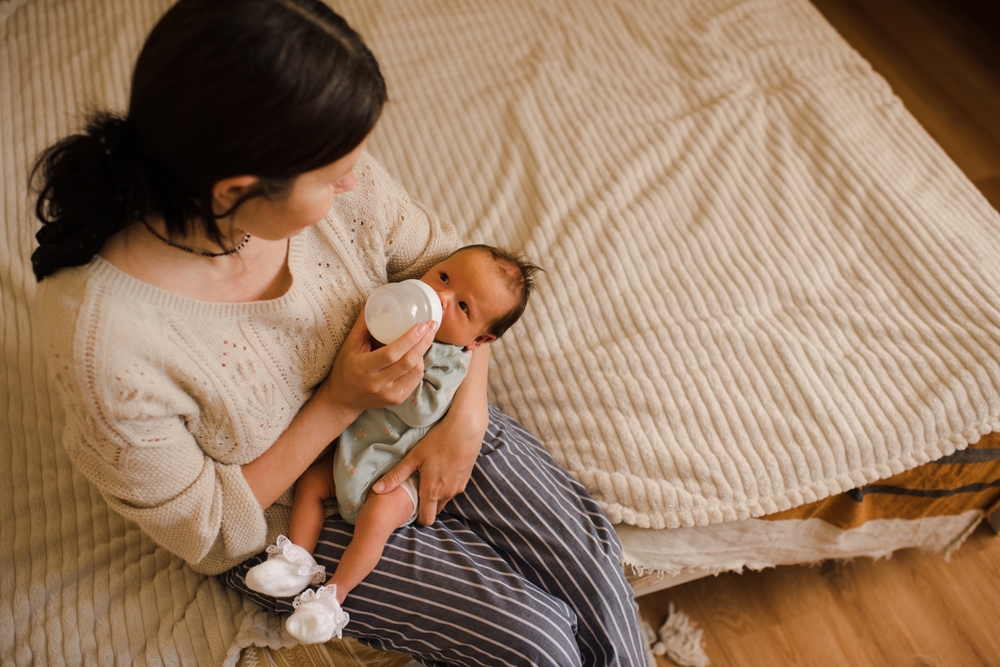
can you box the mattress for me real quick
[4,0,1000,665]
[622,432,1000,593]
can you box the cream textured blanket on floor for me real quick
[4,0,1000,665]
[360,0,1000,528]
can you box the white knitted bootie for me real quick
[245,535,326,598]
[285,584,350,644]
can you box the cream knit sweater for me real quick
[39,153,458,575]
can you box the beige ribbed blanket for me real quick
[362,0,1000,528]
[4,0,1000,664]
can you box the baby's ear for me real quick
[466,333,497,350]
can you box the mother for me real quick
[31,0,645,664]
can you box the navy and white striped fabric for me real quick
[222,405,647,666]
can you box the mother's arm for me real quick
[371,342,491,524]
[242,315,438,509]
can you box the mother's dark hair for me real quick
[30,0,386,281]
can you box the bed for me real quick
[4,0,1000,665]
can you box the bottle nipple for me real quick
[365,279,443,344]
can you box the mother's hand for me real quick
[318,312,438,413]
[243,313,436,510]
[371,344,490,524]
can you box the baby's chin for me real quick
[434,335,470,348]
[429,322,459,348]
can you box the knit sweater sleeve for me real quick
[39,274,268,575]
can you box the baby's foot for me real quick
[285,584,350,644]
[245,535,326,598]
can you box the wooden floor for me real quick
[637,524,1000,667]
[637,1,1000,666]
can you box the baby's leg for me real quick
[280,481,414,644]
[328,485,414,604]
[244,452,334,599]
[288,452,337,553]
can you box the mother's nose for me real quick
[334,170,357,194]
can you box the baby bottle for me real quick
[365,279,443,345]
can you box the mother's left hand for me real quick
[370,344,490,524]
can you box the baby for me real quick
[246,244,541,644]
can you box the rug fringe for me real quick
[646,603,711,667]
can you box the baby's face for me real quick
[420,249,516,349]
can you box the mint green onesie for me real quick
[334,342,471,525]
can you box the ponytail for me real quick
[30,113,144,281]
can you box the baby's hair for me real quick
[457,244,543,339]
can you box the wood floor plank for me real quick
[976,176,1000,212]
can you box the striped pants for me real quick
[221,404,647,666]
